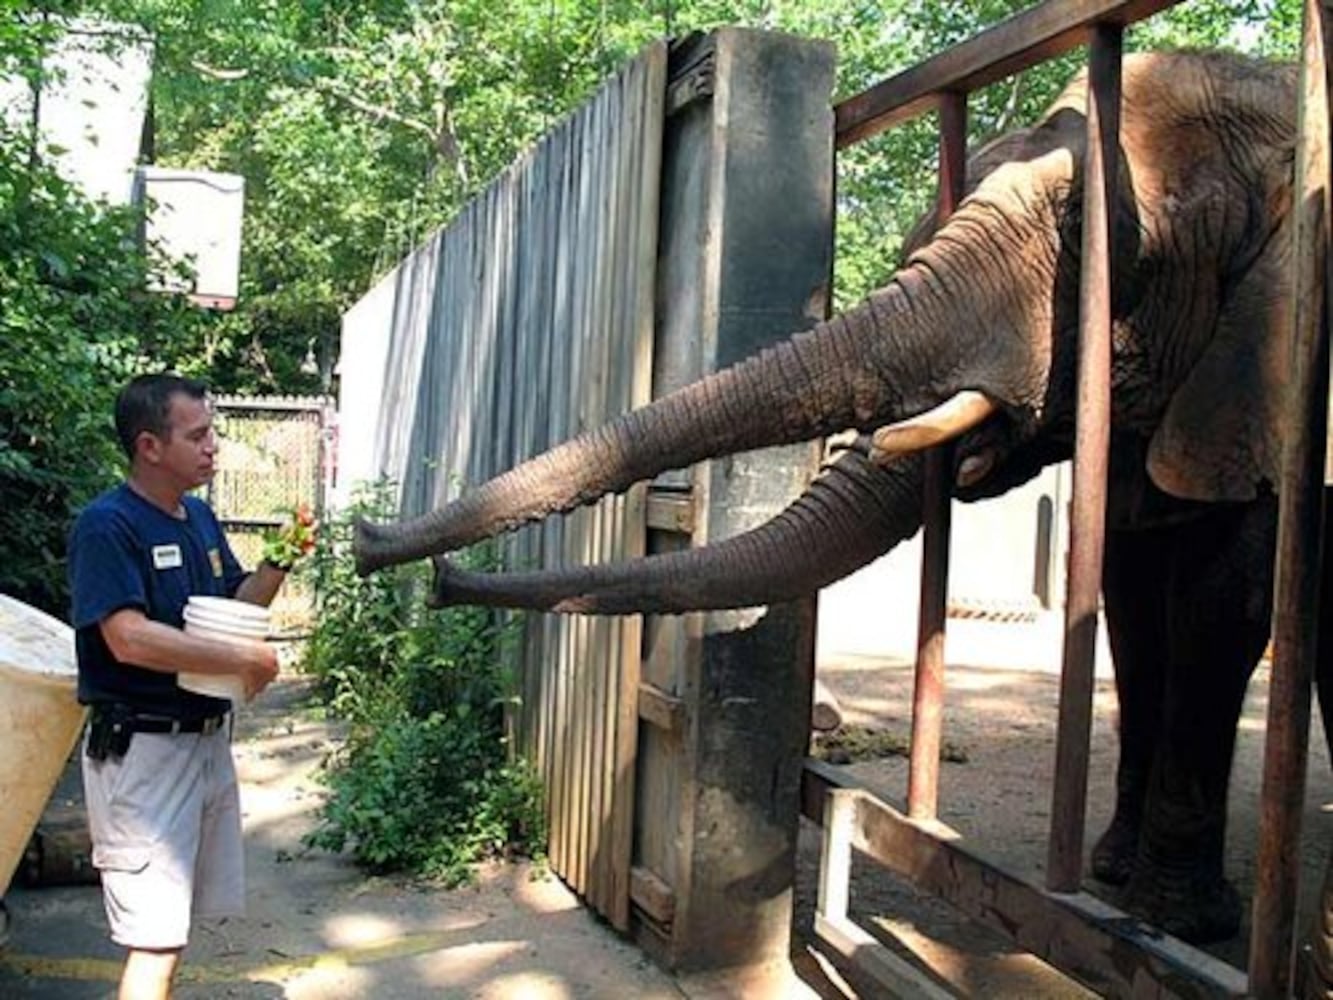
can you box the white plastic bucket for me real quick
[0,594,86,896]
[179,597,271,703]
[183,606,269,637]
[187,595,271,623]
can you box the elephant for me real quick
[354,49,1327,945]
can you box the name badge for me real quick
[152,544,183,570]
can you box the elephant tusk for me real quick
[869,390,997,465]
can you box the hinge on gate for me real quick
[666,39,715,115]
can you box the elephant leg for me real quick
[1093,525,1169,886]
[1122,494,1277,944]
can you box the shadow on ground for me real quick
[0,676,682,1000]
[5,621,1328,998]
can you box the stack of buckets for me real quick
[180,596,272,702]
[0,595,86,898]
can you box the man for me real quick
[67,373,299,1000]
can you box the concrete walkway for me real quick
[0,677,688,999]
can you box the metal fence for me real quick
[207,395,333,634]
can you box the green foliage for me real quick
[0,105,211,612]
[302,481,545,884]
[38,0,1300,381]
[1,0,1304,612]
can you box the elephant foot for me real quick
[1122,866,1241,944]
[1090,816,1138,886]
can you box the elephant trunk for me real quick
[429,440,924,614]
[359,300,969,575]
[354,191,1056,576]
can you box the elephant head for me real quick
[353,49,1297,615]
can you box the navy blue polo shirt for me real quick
[68,483,248,718]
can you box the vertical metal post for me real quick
[1047,24,1122,893]
[1249,1,1333,993]
[908,92,968,822]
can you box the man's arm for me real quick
[234,561,287,607]
[100,608,279,700]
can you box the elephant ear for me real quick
[1146,258,1292,502]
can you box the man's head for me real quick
[115,373,217,491]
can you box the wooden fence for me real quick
[337,30,836,983]
[339,43,668,928]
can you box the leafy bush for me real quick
[0,116,209,615]
[302,481,546,884]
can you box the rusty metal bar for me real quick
[907,93,967,822]
[834,0,1177,146]
[1047,24,1122,894]
[1248,1,1333,994]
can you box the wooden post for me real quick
[633,29,836,985]
[1249,1,1333,993]
[1047,24,1122,893]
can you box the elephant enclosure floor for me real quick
[800,613,1333,997]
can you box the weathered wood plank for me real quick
[630,865,677,927]
[813,914,956,1000]
[1048,23,1122,893]
[645,492,694,534]
[801,761,1249,998]
[638,682,685,736]
[908,91,966,824]
[607,44,665,930]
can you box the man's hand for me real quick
[101,608,281,699]
[239,643,280,701]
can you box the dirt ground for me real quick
[3,615,1329,998]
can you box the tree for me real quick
[63,0,1296,385]
[0,0,1301,612]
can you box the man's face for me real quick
[139,393,217,491]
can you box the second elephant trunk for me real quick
[429,441,924,614]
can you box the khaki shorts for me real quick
[81,724,243,950]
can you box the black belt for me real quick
[128,713,229,735]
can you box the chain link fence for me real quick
[206,395,334,636]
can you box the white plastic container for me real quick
[183,606,269,637]
[0,594,86,896]
[186,595,271,623]
[179,597,271,703]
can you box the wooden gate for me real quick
[338,43,668,929]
